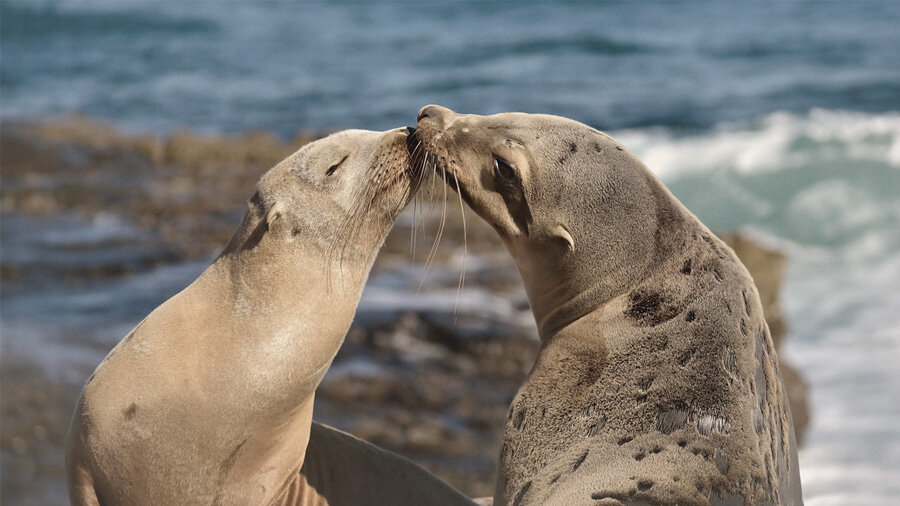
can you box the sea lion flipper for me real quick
[275,423,475,506]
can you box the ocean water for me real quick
[2,1,900,504]
[4,1,900,134]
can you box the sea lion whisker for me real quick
[409,139,425,260]
[425,158,450,284]
[423,157,448,269]
[331,146,392,275]
[428,148,439,209]
[414,145,434,259]
[417,157,446,293]
[451,167,468,320]
[411,189,419,260]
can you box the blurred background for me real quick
[1,2,899,505]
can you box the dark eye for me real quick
[493,156,517,181]
[326,155,349,176]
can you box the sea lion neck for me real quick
[215,232,372,309]
[527,267,647,342]
[524,172,693,342]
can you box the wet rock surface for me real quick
[0,118,807,503]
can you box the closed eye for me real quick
[326,155,349,176]
[493,156,517,182]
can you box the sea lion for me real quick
[65,127,474,506]
[414,105,803,505]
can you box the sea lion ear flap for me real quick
[218,199,283,257]
[550,224,575,252]
[266,201,284,226]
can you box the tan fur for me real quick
[415,105,803,506]
[65,128,474,506]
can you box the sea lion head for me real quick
[222,127,420,267]
[415,105,666,337]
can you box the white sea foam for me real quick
[614,109,900,178]
[783,253,900,502]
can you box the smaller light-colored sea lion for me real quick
[65,127,475,506]
[415,105,803,505]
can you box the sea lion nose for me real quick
[416,105,453,126]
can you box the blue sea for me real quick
[2,2,899,504]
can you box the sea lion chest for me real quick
[76,271,353,505]
[497,237,799,505]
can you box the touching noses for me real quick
[416,104,454,130]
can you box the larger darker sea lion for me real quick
[65,127,475,506]
[415,105,802,505]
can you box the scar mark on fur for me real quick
[713,266,724,282]
[626,290,679,326]
[715,451,731,475]
[212,435,250,506]
[740,319,748,336]
[685,310,696,322]
[576,359,604,387]
[88,320,148,385]
[743,290,753,316]
[586,419,606,437]
[574,450,588,471]
[513,409,526,430]
[681,259,693,274]
[697,415,729,436]
[591,492,626,501]
[723,350,738,378]
[753,409,766,434]
[512,481,532,506]
[658,409,688,434]
[701,232,727,259]
[580,403,600,418]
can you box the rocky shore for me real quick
[0,117,808,503]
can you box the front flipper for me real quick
[274,422,476,506]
